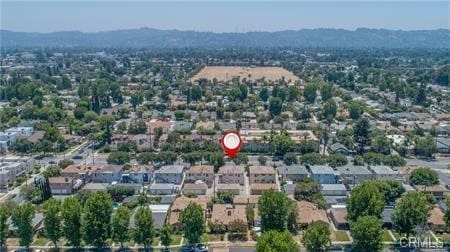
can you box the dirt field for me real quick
[192,66,299,83]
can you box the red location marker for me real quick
[221,131,242,159]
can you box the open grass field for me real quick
[192,66,299,83]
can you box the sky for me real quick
[1,1,449,33]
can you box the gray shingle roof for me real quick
[278,165,308,175]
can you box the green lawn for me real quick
[436,233,450,242]
[171,234,182,245]
[382,230,395,242]
[391,231,402,240]
[200,233,224,243]
[153,237,160,246]
[32,237,49,246]
[334,231,350,242]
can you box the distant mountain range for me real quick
[1,28,449,48]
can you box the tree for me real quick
[20,185,39,201]
[392,192,431,237]
[160,224,173,248]
[304,83,317,103]
[258,155,267,165]
[0,206,8,248]
[347,181,384,222]
[348,101,363,120]
[11,203,34,248]
[43,165,61,178]
[350,215,383,252]
[107,151,130,165]
[272,134,295,156]
[410,167,439,186]
[322,99,337,121]
[180,203,205,244]
[371,135,391,155]
[445,196,450,229]
[234,153,248,165]
[58,159,74,169]
[246,205,255,227]
[130,93,144,109]
[259,87,269,102]
[302,221,331,252]
[320,84,333,101]
[259,189,291,232]
[112,205,131,247]
[326,154,348,167]
[299,153,326,165]
[61,197,82,247]
[82,192,113,248]
[286,203,298,233]
[189,85,202,101]
[414,136,437,158]
[375,180,405,203]
[283,152,298,165]
[353,118,370,154]
[43,198,61,248]
[228,219,248,241]
[294,178,321,202]
[256,230,298,252]
[269,97,283,117]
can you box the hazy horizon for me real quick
[1,1,449,33]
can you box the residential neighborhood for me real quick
[0,5,449,251]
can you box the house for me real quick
[415,184,448,200]
[329,208,349,230]
[250,183,279,195]
[129,205,169,230]
[368,165,402,181]
[182,182,208,195]
[5,127,34,137]
[149,204,171,229]
[249,166,276,184]
[233,195,260,208]
[185,165,214,187]
[436,138,450,153]
[337,165,373,185]
[0,160,33,190]
[148,183,175,195]
[92,165,123,183]
[278,165,309,182]
[295,200,329,227]
[123,164,152,184]
[321,184,347,196]
[148,119,173,134]
[438,171,450,190]
[309,165,339,184]
[428,207,446,233]
[329,143,350,155]
[0,131,19,149]
[282,182,296,195]
[7,213,44,235]
[218,165,245,185]
[173,121,193,131]
[154,165,185,184]
[216,184,241,195]
[210,204,247,228]
[169,196,210,230]
[196,121,215,130]
[48,177,75,195]
[61,164,96,182]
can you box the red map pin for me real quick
[221,131,242,159]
